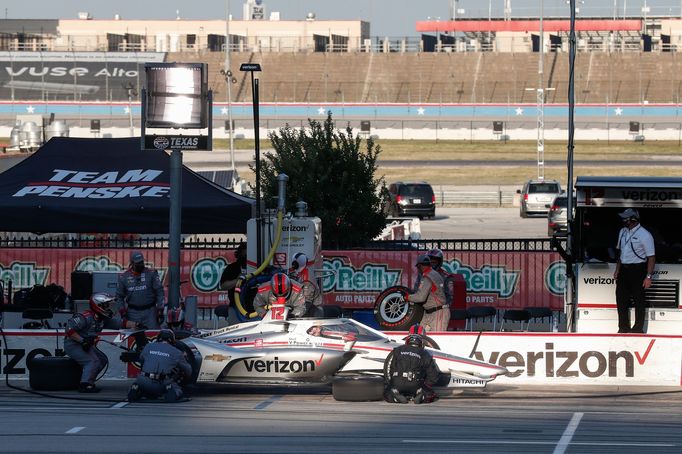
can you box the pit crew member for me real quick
[253,272,306,318]
[384,324,440,404]
[64,293,138,393]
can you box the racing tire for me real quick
[422,336,441,350]
[373,286,424,331]
[332,375,385,402]
[175,341,200,385]
[27,355,82,391]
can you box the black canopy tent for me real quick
[0,137,254,234]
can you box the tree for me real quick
[254,114,387,249]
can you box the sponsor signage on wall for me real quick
[0,248,565,310]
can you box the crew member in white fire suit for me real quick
[289,253,323,317]
[116,251,165,329]
[406,254,450,332]
[64,293,138,393]
[253,273,306,318]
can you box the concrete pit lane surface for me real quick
[1,380,681,453]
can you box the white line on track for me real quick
[554,412,584,454]
[110,401,128,409]
[402,440,674,447]
[65,427,85,434]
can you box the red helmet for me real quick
[427,248,444,269]
[89,292,114,319]
[270,273,291,298]
[409,324,426,337]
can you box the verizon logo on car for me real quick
[243,355,324,373]
[12,169,169,199]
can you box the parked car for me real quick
[547,194,574,236]
[518,179,562,218]
[383,181,436,219]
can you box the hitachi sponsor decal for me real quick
[473,341,656,378]
[243,355,323,373]
[12,169,169,199]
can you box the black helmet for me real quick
[406,334,424,348]
[427,248,444,269]
[157,329,176,345]
[406,324,426,348]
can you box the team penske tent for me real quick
[0,137,255,233]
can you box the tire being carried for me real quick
[332,375,385,402]
[373,285,423,331]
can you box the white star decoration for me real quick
[614,108,623,116]
[221,107,228,115]
[317,107,326,115]
[26,105,35,113]
[124,106,130,114]
[515,107,524,116]
[417,107,425,115]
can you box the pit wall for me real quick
[1,330,680,386]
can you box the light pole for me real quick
[223,0,236,183]
[124,82,137,137]
[240,62,262,264]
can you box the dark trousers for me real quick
[616,263,648,332]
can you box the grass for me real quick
[222,139,682,186]
[7,137,680,186]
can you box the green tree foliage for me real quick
[255,114,387,249]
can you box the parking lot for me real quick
[419,207,549,239]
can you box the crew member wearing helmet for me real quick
[383,324,440,404]
[116,251,165,329]
[427,248,455,307]
[289,253,323,317]
[64,293,138,393]
[406,254,450,332]
[127,329,192,402]
[253,272,306,318]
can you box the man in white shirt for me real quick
[613,208,656,333]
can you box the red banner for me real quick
[0,248,565,311]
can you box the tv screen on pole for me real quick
[144,62,207,129]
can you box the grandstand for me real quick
[2,14,682,105]
[170,51,682,105]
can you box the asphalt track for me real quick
[1,380,681,453]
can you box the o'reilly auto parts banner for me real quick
[0,51,164,101]
[0,248,564,311]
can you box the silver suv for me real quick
[518,179,562,218]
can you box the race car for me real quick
[163,303,508,400]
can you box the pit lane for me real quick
[1,380,681,453]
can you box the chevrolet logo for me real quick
[204,354,231,362]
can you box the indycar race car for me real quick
[122,303,508,401]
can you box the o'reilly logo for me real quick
[243,355,323,373]
[474,341,656,378]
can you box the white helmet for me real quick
[291,252,308,271]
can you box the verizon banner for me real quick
[429,332,682,386]
[0,248,565,310]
